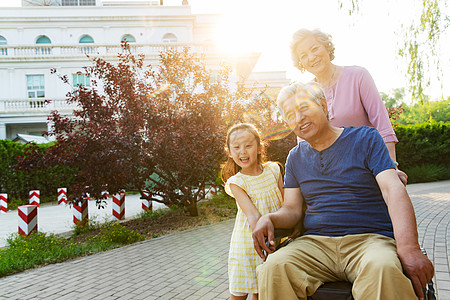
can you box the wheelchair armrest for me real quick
[273,228,294,239]
[421,248,437,300]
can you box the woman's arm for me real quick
[385,141,397,162]
[229,183,261,231]
[356,68,407,185]
[386,141,408,186]
[358,67,398,144]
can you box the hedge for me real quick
[395,122,450,170]
[1,122,448,205]
[0,140,75,208]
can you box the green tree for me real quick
[399,0,448,102]
[397,98,450,125]
[16,45,291,216]
[340,0,449,102]
[381,88,406,108]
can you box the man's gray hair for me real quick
[277,81,328,120]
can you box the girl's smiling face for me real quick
[228,129,261,174]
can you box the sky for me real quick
[1,0,449,100]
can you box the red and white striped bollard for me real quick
[18,205,38,235]
[141,190,152,213]
[112,190,125,220]
[29,190,40,207]
[0,193,7,213]
[210,184,217,195]
[57,188,67,205]
[101,190,109,198]
[73,198,89,226]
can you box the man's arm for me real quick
[376,169,434,299]
[252,187,304,261]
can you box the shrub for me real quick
[0,140,76,207]
[395,122,450,171]
[137,206,178,220]
[404,164,450,184]
[0,140,28,201]
[72,217,103,236]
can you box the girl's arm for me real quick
[229,183,261,231]
[277,172,284,199]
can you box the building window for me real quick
[36,36,51,44]
[79,35,95,54]
[79,35,94,43]
[62,0,95,6]
[121,35,136,43]
[73,74,91,87]
[0,35,7,56]
[162,33,177,43]
[27,75,45,98]
[36,35,51,54]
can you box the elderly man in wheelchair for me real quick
[252,82,435,300]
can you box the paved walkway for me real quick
[0,181,449,300]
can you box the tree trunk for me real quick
[186,201,198,217]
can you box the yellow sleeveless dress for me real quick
[225,161,283,294]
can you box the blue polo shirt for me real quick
[284,126,395,238]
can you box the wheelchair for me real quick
[267,228,436,300]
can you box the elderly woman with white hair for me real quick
[289,28,407,184]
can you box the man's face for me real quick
[280,94,328,141]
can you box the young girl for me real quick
[222,123,284,300]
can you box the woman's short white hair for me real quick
[290,28,335,72]
[277,81,328,120]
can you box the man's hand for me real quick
[398,247,434,299]
[252,215,275,261]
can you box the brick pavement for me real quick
[407,180,450,300]
[0,180,449,300]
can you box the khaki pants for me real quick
[256,234,417,300]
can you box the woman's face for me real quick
[296,36,332,76]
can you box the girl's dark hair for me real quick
[221,123,266,182]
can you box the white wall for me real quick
[0,4,269,140]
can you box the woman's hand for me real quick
[396,169,408,186]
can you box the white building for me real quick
[0,0,288,141]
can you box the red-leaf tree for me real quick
[17,44,249,216]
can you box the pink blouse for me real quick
[323,66,398,143]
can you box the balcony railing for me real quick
[0,43,214,59]
[0,98,78,114]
